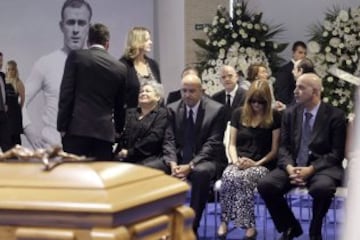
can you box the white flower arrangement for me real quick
[307,6,360,116]
[193,1,287,95]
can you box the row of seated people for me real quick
[114,65,347,240]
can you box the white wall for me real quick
[154,0,185,94]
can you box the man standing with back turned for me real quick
[258,73,346,240]
[57,23,127,160]
[24,0,93,149]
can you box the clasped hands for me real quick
[169,162,191,181]
[286,165,315,186]
[233,157,257,169]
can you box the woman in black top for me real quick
[5,60,25,146]
[217,80,281,239]
[120,26,161,108]
[116,81,172,172]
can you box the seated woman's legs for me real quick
[219,164,268,238]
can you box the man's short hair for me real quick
[88,23,110,46]
[0,52,2,57]
[292,41,307,52]
[61,0,92,21]
[297,58,315,74]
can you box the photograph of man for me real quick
[23,0,92,149]
[57,23,127,160]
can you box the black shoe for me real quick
[310,235,322,240]
[278,225,303,240]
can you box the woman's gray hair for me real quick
[140,81,165,100]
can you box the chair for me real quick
[285,186,347,240]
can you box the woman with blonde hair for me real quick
[120,26,161,108]
[5,60,25,146]
[217,80,281,239]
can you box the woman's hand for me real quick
[238,157,257,169]
[118,149,128,159]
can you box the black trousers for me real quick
[0,111,11,152]
[62,134,113,161]
[187,161,217,234]
[257,168,338,236]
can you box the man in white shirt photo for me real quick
[24,0,92,149]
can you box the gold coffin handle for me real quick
[16,227,74,240]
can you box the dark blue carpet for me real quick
[196,196,344,240]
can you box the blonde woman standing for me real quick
[120,26,161,108]
[5,60,25,146]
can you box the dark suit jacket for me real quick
[166,89,181,105]
[273,61,295,105]
[278,102,346,181]
[117,105,175,163]
[120,56,161,108]
[167,97,226,169]
[211,86,246,122]
[57,47,127,143]
[0,72,6,111]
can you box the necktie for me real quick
[226,94,231,107]
[297,112,313,166]
[183,109,195,164]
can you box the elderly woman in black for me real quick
[116,81,172,172]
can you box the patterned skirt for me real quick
[220,164,269,228]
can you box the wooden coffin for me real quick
[0,162,195,240]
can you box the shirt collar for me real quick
[186,100,200,116]
[226,84,238,98]
[89,44,105,50]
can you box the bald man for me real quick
[212,65,246,122]
[167,74,226,237]
[258,73,346,240]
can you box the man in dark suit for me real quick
[258,73,347,240]
[166,66,199,105]
[57,23,127,160]
[0,52,11,152]
[274,41,307,105]
[166,74,225,237]
[212,65,246,122]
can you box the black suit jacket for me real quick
[117,106,175,163]
[57,47,127,142]
[273,61,295,105]
[120,56,161,108]
[0,72,6,111]
[167,97,226,168]
[166,89,181,105]
[211,86,246,122]
[278,102,346,181]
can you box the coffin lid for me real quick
[0,162,189,213]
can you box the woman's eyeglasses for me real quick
[249,99,266,105]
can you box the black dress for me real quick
[219,108,281,228]
[5,83,23,145]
